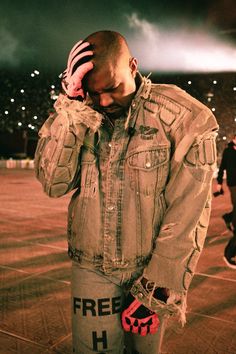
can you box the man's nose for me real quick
[99,93,113,107]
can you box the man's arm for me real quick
[34,94,102,197]
[35,39,102,197]
[130,103,218,323]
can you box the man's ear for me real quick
[129,57,138,77]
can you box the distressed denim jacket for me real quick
[35,74,218,321]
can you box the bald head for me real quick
[82,30,138,119]
[84,30,132,73]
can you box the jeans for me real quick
[71,262,167,354]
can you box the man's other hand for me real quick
[121,293,160,336]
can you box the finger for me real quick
[70,41,91,59]
[121,315,132,332]
[68,42,92,69]
[123,322,131,332]
[67,40,83,65]
[131,318,140,334]
[139,325,147,336]
[69,49,93,72]
[68,51,94,76]
[77,61,94,78]
[66,62,93,96]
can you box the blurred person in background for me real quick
[216,133,236,269]
[34,30,218,353]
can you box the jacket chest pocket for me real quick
[127,147,170,196]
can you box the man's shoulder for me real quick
[150,83,210,114]
[145,83,218,133]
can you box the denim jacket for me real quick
[35,74,218,320]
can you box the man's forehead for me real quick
[86,69,118,93]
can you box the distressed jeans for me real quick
[71,262,167,354]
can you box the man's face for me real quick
[85,57,137,119]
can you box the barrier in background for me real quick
[0,159,34,169]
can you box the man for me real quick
[216,134,236,269]
[35,31,218,353]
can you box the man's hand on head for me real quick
[61,40,94,100]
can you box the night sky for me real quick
[1,0,236,73]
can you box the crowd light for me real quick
[0,67,235,159]
[206,92,214,97]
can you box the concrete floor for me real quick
[0,169,235,354]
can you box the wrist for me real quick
[140,277,169,303]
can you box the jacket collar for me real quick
[124,72,152,130]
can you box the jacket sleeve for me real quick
[131,101,218,321]
[34,94,102,197]
[216,149,227,185]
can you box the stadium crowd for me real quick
[0,68,236,160]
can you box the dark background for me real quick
[1,0,236,159]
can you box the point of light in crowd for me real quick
[223,136,227,140]
[31,73,35,77]
[212,107,216,111]
[4,110,9,115]
[18,122,22,126]
[51,85,55,89]
[213,80,217,84]
[34,70,40,75]
[21,106,26,110]
[234,117,236,122]
[20,89,24,93]
[33,115,38,119]
[207,97,212,102]
[233,87,236,91]
[206,92,214,97]
[188,81,192,85]
[10,98,14,103]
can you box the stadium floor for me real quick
[0,169,235,354]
